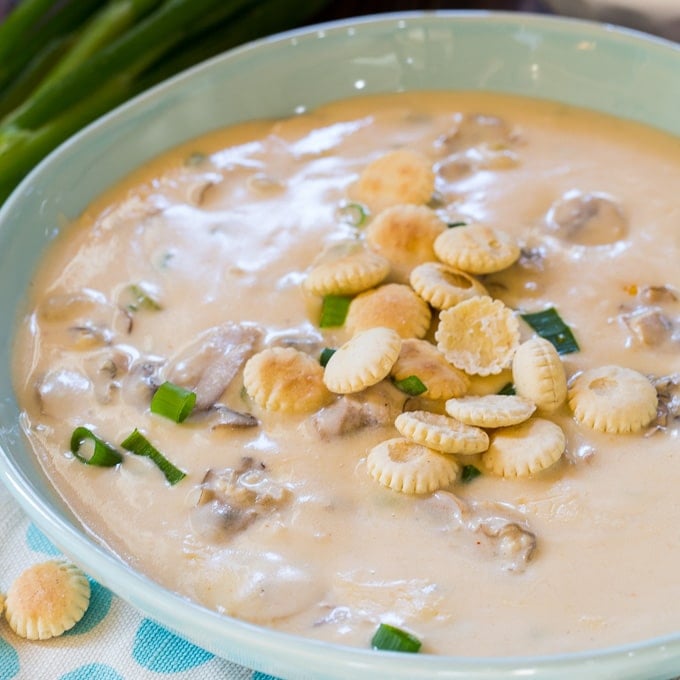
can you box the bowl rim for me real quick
[1,9,679,679]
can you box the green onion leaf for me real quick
[319,294,352,328]
[393,375,427,397]
[337,201,368,227]
[461,464,482,483]
[185,150,207,166]
[124,283,162,312]
[447,220,467,228]
[150,381,196,423]
[70,426,122,467]
[120,428,186,485]
[319,347,336,367]
[520,307,580,355]
[371,623,422,653]
[497,382,516,396]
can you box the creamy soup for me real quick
[12,91,680,657]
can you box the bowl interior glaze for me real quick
[0,11,679,680]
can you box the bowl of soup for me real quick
[1,10,680,680]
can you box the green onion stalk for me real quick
[0,0,333,203]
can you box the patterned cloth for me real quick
[0,484,281,680]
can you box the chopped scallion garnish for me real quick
[337,201,368,227]
[461,464,482,483]
[124,283,162,312]
[70,427,122,467]
[120,429,186,485]
[319,347,336,367]
[520,307,580,355]
[319,295,352,328]
[150,381,196,423]
[393,375,427,396]
[185,151,207,166]
[371,623,422,653]
[447,220,468,228]
[497,382,516,396]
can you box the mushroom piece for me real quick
[120,355,165,410]
[310,381,407,439]
[435,112,517,153]
[37,289,132,347]
[190,458,291,541]
[650,373,680,431]
[428,490,537,572]
[187,404,259,430]
[545,190,628,245]
[619,307,673,347]
[164,322,263,410]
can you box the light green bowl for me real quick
[0,11,678,679]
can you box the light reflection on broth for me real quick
[12,91,680,656]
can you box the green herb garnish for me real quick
[520,307,580,354]
[120,428,186,485]
[337,201,368,227]
[447,220,468,228]
[461,464,482,483]
[70,426,122,467]
[393,375,427,396]
[124,283,162,312]
[150,381,196,423]
[371,623,422,653]
[497,382,516,395]
[319,295,352,328]
[319,347,336,367]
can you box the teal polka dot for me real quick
[0,637,20,680]
[26,523,60,556]
[132,619,214,672]
[60,664,123,680]
[65,579,112,636]
[253,673,283,680]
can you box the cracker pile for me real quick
[243,147,659,494]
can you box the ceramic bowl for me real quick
[0,11,679,680]
[544,0,680,42]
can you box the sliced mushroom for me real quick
[545,190,628,245]
[37,289,132,345]
[620,307,673,347]
[638,285,679,305]
[190,458,290,541]
[427,490,537,572]
[310,381,407,439]
[435,113,517,153]
[188,404,259,430]
[165,322,263,410]
[650,373,680,431]
[120,355,165,409]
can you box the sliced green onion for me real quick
[124,283,162,312]
[497,382,516,396]
[337,201,368,227]
[461,464,482,483]
[185,150,207,166]
[520,307,580,355]
[371,623,422,653]
[150,381,196,423]
[70,426,122,467]
[319,347,336,367]
[120,428,186,485]
[319,294,352,328]
[447,220,467,228]
[393,375,427,397]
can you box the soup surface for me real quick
[12,91,680,656]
